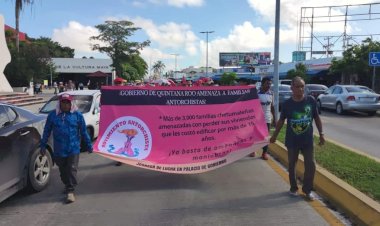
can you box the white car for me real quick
[317,85,380,116]
[39,90,101,140]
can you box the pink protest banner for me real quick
[93,86,269,174]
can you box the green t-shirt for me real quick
[280,96,318,149]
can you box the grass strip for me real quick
[274,127,380,201]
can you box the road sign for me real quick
[369,52,380,66]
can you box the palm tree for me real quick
[152,61,165,79]
[14,0,34,51]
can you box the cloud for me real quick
[131,17,198,56]
[201,21,297,68]
[167,0,203,7]
[52,21,100,56]
[140,47,180,73]
[247,0,379,30]
[133,0,203,8]
[132,1,145,7]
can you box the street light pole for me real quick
[170,53,179,78]
[273,0,281,121]
[200,31,214,77]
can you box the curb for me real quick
[269,142,380,226]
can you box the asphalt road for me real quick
[318,109,380,159]
[0,154,331,226]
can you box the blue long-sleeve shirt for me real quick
[40,111,92,157]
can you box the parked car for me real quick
[317,85,380,116]
[279,79,292,85]
[270,84,292,109]
[0,103,53,203]
[305,84,328,99]
[39,90,101,140]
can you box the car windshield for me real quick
[358,86,376,93]
[307,85,327,90]
[40,95,93,113]
[279,85,291,91]
[345,86,372,93]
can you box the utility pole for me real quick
[273,0,281,121]
[200,31,214,77]
[170,53,179,78]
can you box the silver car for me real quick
[39,90,101,140]
[317,85,380,116]
[278,84,292,109]
[0,103,53,203]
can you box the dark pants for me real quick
[54,154,80,192]
[287,146,315,194]
[262,123,271,154]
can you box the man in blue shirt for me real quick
[40,93,93,203]
[270,76,325,201]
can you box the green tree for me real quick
[4,34,73,86]
[286,63,308,82]
[121,54,148,81]
[152,61,165,78]
[31,37,75,57]
[14,0,34,52]
[5,43,52,86]
[220,72,237,85]
[330,38,380,89]
[90,20,150,78]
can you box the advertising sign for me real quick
[219,52,271,67]
[94,86,269,174]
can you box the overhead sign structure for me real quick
[369,52,380,66]
[219,52,271,67]
[94,86,269,174]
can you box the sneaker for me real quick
[249,152,256,157]
[289,190,298,197]
[305,192,315,201]
[261,153,269,160]
[66,192,75,203]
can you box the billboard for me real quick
[292,51,306,62]
[219,52,271,67]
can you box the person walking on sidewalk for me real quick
[270,76,325,201]
[249,77,275,160]
[40,93,93,203]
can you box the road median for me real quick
[269,142,380,226]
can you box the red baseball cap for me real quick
[114,77,126,84]
[59,93,73,102]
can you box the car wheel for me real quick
[28,148,52,192]
[336,102,344,115]
[368,111,377,116]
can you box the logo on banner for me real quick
[98,116,152,160]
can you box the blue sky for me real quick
[1,0,379,73]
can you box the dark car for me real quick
[305,84,328,99]
[0,103,53,203]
